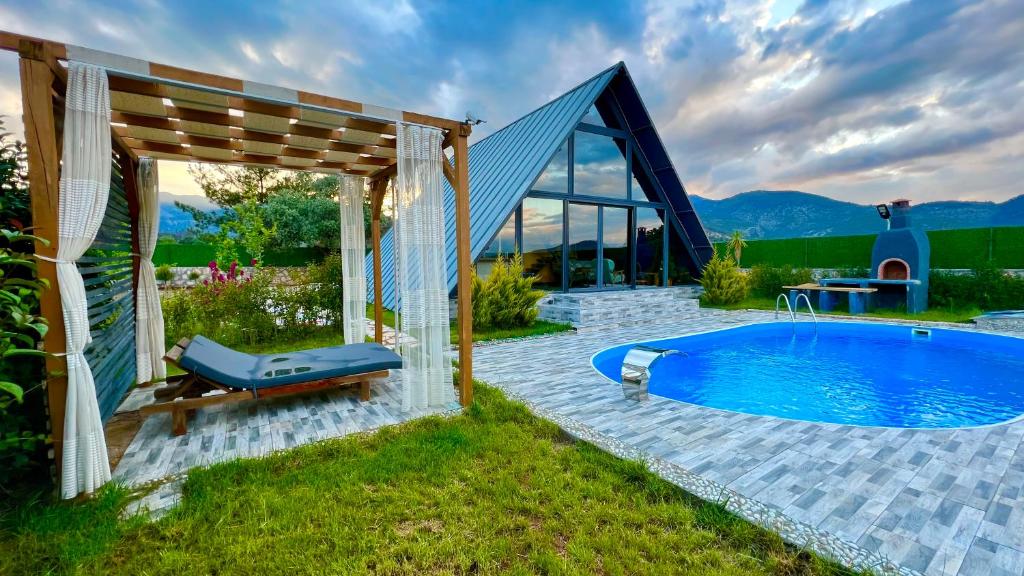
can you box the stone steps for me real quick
[538,286,703,329]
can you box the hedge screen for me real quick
[714,226,1024,269]
[154,243,326,267]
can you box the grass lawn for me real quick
[365,303,574,344]
[706,296,982,323]
[0,384,857,576]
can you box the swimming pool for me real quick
[591,322,1024,429]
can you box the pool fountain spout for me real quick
[621,345,683,401]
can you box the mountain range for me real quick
[689,191,1024,240]
[158,190,1024,241]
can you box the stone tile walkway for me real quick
[114,372,453,488]
[473,308,1024,576]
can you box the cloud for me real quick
[0,0,1021,205]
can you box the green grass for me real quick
[366,303,574,344]
[704,296,982,323]
[0,384,857,576]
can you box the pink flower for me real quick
[203,279,209,286]
[250,258,258,266]
[208,261,217,270]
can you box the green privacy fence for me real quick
[154,243,326,267]
[714,227,1024,269]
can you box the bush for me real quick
[700,253,747,305]
[187,270,201,281]
[155,263,174,283]
[472,252,543,329]
[930,265,1024,311]
[746,264,813,298]
[284,254,344,329]
[0,229,49,492]
[163,262,277,347]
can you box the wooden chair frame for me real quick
[140,338,389,436]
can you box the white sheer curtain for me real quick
[135,158,166,384]
[56,62,112,498]
[394,123,455,410]
[338,175,367,344]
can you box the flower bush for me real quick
[164,261,277,347]
[163,257,346,348]
[700,252,748,305]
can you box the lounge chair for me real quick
[141,336,402,436]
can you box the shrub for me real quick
[746,264,813,298]
[0,229,49,492]
[282,254,344,330]
[930,265,1024,311]
[155,263,174,283]
[700,253,747,305]
[163,262,276,347]
[472,252,543,329]
[187,270,201,281]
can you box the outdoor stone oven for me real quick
[869,199,930,312]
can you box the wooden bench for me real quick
[783,283,878,314]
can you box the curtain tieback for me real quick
[34,254,72,264]
[37,253,145,261]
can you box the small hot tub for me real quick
[974,311,1024,333]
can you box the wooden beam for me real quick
[370,180,387,345]
[109,107,398,150]
[110,112,396,157]
[19,46,68,484]
[111,130,396,167]
[441,150,456,189]
[119,139,374,176]
[453,123,473,406]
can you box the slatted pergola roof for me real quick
[107,78,398,176]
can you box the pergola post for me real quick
[370,178,386,345]
[453,125,473,406]
[19,40,68,482]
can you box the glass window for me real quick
[636,207,665,286]
[580,104,608,128]
[668,221,695,285]
[476,211,517,279]
[573,131,627,199]
[521,197,563,289]
[533,139,568,193]
[568,203,599,288]
[602,207,630,286]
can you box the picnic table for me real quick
[782,282,878,315]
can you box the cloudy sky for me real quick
[1,0,1022,204]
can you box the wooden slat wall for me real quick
[83,149,137,421]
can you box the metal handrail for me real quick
[775,293,795,321]
[794,293,818,334]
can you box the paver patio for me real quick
[473,308,1024,576]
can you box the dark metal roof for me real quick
[366,62,712,307]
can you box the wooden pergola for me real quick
[3,31,474,483]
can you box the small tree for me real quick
[471,252,543,329]
[727,230,748,266]
[700,251,748,305]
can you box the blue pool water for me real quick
[591,322,1024,429]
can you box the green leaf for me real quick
[2,348,46,359]
[0,381,24,403]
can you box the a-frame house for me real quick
[368,62,713,308]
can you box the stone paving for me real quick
[473,308,1024,576]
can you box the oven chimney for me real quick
[890,199,912,229]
